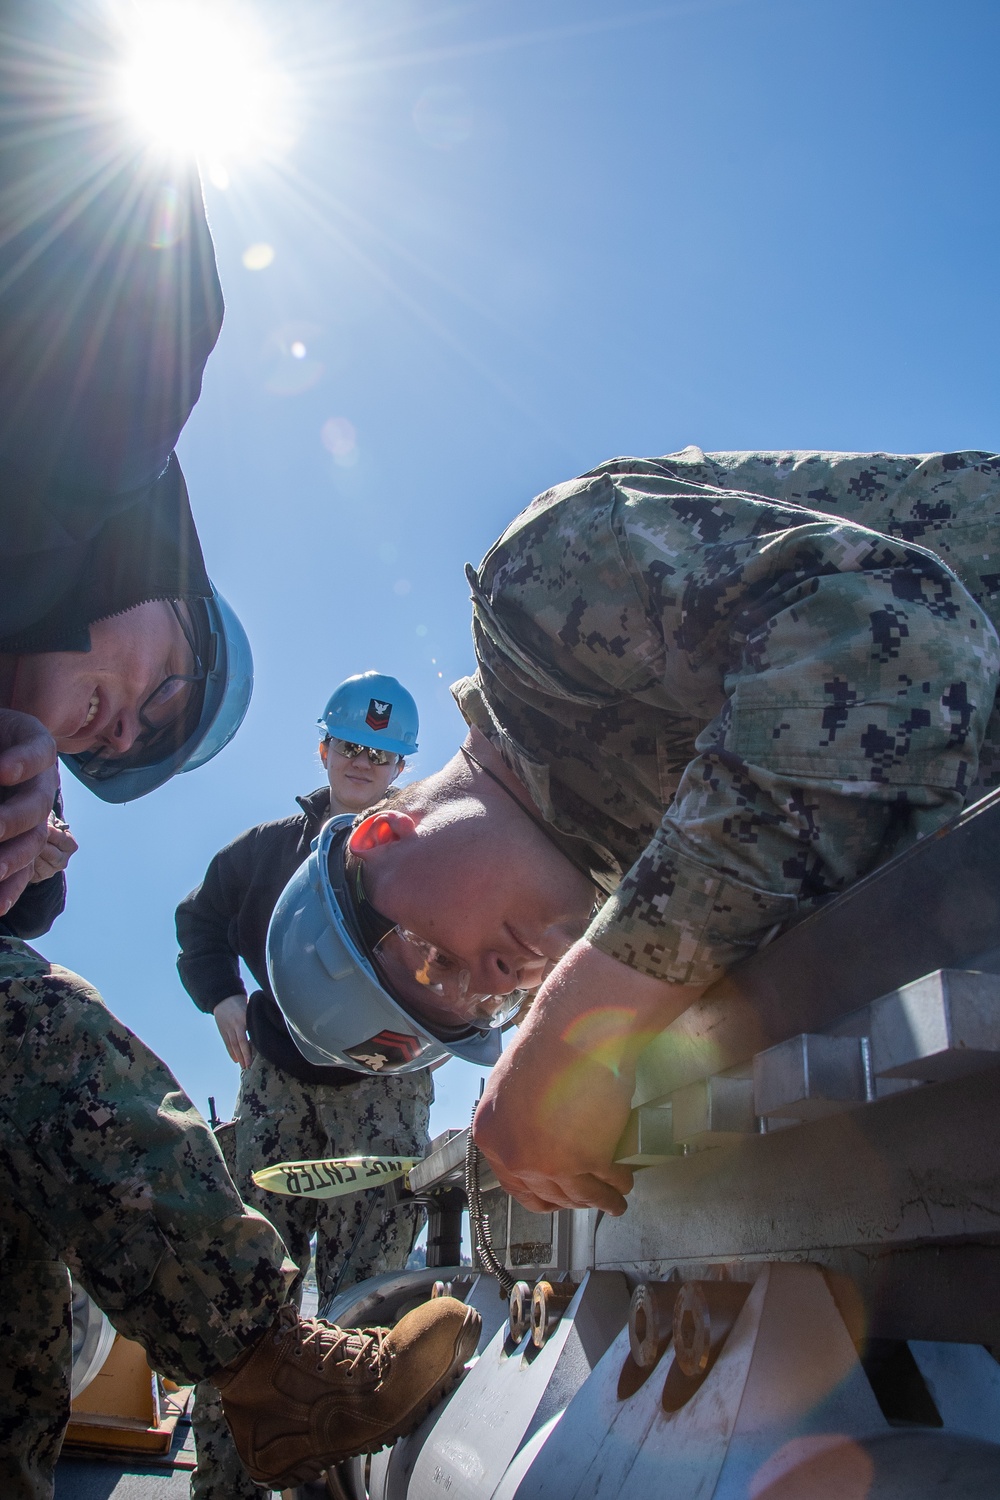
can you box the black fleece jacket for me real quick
[175,788,361,1087]
[0,0,219,655]
[0,7,222,938]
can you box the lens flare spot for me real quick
[393,579,412,596]
[750,1436,874,1499]
[262,324,324,395]
[321,417,359,467]
[561,1007,661,1078]
[148,185,184,249]
[536,1056,613,1122]
[564,1007,640,1052]
[243,242,275,270]
[416,625,428,637]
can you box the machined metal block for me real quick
[614,1103,674,1165]
[408,1127,469,1191]
[671,1075,755,1151]
[870,969,1000,1082]
[507,1198,556,1270]
[754,1033,868,1121]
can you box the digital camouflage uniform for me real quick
[454,449,1000,988]
[0,937,295,1500]
[0,6,297,1496]
[176,788,435,1497]
[190,1058,432,1499]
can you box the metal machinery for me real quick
[308,786,1000,1500]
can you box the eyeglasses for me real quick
[327,737,402,768]
[136,602,205,739]
[74,601,207,779]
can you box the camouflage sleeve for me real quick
[465,472,1000,989]
[586,514,1000,986]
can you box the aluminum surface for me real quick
[754,1032,868,1120]
[870,969,1000,1082]
[635,788,1000,1106]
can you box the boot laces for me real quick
[276,1305,390,1377]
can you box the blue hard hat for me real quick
[267,817,503,1075]
[318,672,418,759]
[61,587,253,803]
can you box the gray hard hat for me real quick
[266,816,504,1075]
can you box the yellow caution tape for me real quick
[251,1155,421,1199]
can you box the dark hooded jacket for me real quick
[176,789,362,1088]
[0,0,223,932]
[0,111,219,652]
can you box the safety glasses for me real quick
[372,925,527,1031]
[136,602,205,734]
[327,737,402,768]
[72,602,207,779]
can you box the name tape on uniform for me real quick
[252,1155,421,1199]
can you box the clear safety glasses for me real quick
[372,926,527,1031]
[327,737,402,768]
[137,602,205,734]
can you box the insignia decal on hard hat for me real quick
[366,697,392,731]
[345,1029,422,1070]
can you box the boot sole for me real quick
[260,1306,482,1488]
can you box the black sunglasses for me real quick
[326,737,402,768]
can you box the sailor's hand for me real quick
[473,942,702,1217]
[214,993,254,1068]
[29,815,78,883]
[0,709,59,914]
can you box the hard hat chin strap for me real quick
[343,846,397,954]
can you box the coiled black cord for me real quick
[465,1104,515,1296]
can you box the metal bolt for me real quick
[507,1281,533,1344]
[431,1280,453,1300]
[531,1280,576,1348]
[628,1282,679,1370]
[672,1280,750,1378]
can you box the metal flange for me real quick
[508,1280,533,1345]
[628,1281,679,1369]
[531,1280,577,1348]
[672,1279,751,1377]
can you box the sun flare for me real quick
[116,1,291,172]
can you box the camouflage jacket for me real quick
[453,450,1000,987]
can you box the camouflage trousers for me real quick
[191,1053,433,1500]
[0,938,295,1500]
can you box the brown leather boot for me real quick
[215,1296,481,1488]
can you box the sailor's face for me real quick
[350,801,596,1022]
[322,738,401,813]
[9,600,194,755]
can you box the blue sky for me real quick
[51,0,1000,1141]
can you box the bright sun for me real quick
[116,1,289,171]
